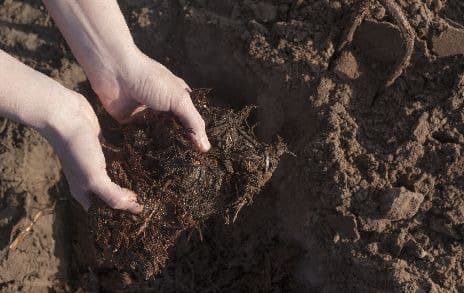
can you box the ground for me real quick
[0,0,464,292]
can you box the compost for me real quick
[82,89,285,282]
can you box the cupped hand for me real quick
[88,50,211,152]
[42,93,143,213]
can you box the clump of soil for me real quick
[86,89,285,280]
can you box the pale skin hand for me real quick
[0,50,142,213]
[33,0,210,212]
[41,0,211,152]
[0,0,208,214]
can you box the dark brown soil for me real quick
[78,89,285,284]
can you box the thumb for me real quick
[90,177,143,214]
[171,94,211,152]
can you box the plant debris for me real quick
[86,89,286,280]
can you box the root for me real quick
[101,142,122,154]
[380,0,415,88]
[9,210,44,251]
[232,198,247,223]
[196,225,203,242]
[136,207,157,237]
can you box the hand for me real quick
[88,49,211,153]
[42,92,143,213]
[0,49,142,214]
[41,0,211,151]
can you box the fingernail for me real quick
[201,135,211,152]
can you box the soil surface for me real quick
[0,0,464,292]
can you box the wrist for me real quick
[40,90,90,139]
[82,42,140,86]
[42,0,139,89]
[84,43,142,89]
[85,45,145,108]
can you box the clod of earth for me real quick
[380,187,425,221]
[81,89,286,280]
[338,0,415,92]
[432,24,464,57]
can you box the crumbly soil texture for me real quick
[1,0,464,292]
[80,89,285,283]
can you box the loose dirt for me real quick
[0,0,464,292]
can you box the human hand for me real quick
[41,93,143,213]
[88,49,211,153]
[0,49,142,213]
[41,0,210,152]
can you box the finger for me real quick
[69,183,91,211]
[90,177,143,214]
[176,77,192,93]
[171,95,211,152]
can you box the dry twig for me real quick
[136,206,158,237]
[9,210,43,251]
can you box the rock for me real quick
[432,25,464,57]
[333,51,360,81]
[380,187,424,221]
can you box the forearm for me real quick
[0,50,69,131]
[41,0,137,81]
